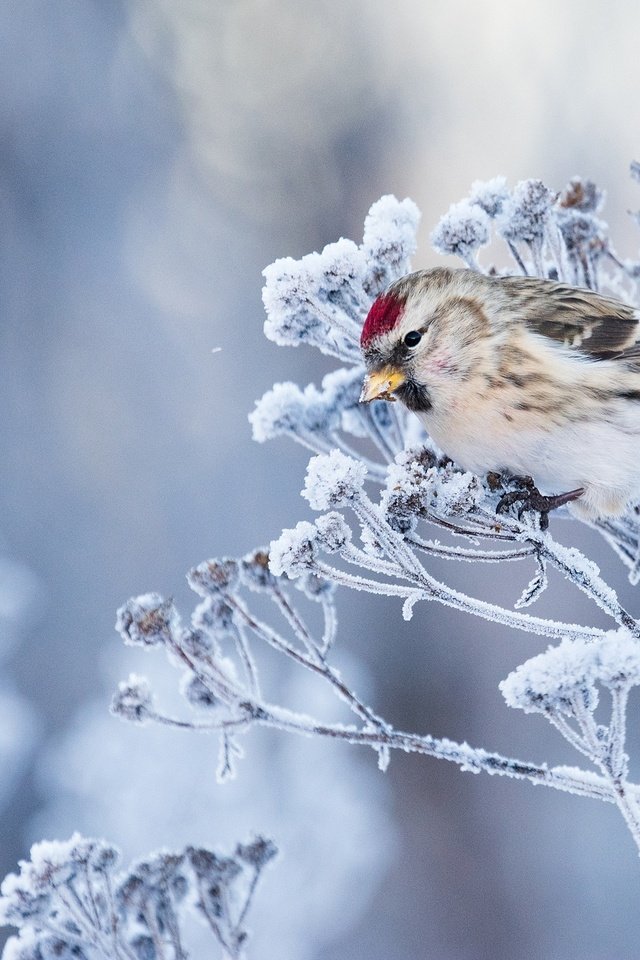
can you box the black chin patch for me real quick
[395,377,432,412]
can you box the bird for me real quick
[359,267,640,521]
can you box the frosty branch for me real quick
[111,175,640,856]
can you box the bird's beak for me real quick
[359,367,406,403]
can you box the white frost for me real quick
[469,176,509,218]
[500,628,640,716]
[361,195,421,295]
[430,198,490,263]
[303,450,367,511]
[269,521,319,578]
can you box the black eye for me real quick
[404,330,422,348]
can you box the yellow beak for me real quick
[359,367,406,403]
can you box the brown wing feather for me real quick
[499,276,640,363]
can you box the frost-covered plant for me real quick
[8,175,640,960]
[0,833,276,960]
[100,173,640,861]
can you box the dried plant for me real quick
[108,174,640,856]
[0,834,276,960]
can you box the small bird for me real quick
[359,267,640,521]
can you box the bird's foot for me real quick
[490,473,584,531]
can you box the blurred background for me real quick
[3,2,640,957]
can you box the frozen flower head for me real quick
[497,178,555,245]
[181,673,221,710]
[320,366,364,417]
[111,674,154,723]
[469,176,509,218]
[314,512,352,553]
[382,446,482,530]
[559,176,604,214]
[269,521,319,578]
[252,380,344,444]
[249,382,309,443]
[361,195,421,296]
[555,178,608,273]
[430,199,490,265]
[191,595,236,634]
[262,255,332,349]
[381,446,438,533]
[116,594,179,648]
[261,196,421,363]
[296,570,335,602]
[589,628,640,689]
[500,629,640,717]
[302,450,366,511]
[134,851,189,902]
[500,638,598,716]
[433,468,485,516]
[1,832,275,960]
[557,212,608,268]
[187,558,240,597]
[180,628,214,659]
[186,847,241,885]
[240,549,278,592]
[235,837,278,870]
[262,240,363,362]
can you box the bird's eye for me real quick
[404,330,422,348]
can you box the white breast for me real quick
[417,399,640,519]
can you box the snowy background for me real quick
[3,2,640,958]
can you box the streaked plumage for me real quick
[359,267,640,519]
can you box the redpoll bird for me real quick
[359,267,640,521]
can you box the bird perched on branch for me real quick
[359,267,640,521]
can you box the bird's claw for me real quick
[493,474,584,530]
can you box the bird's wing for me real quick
[500,276,640,364]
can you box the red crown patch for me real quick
[360,294,405,348]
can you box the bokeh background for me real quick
[3,2,640,958]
